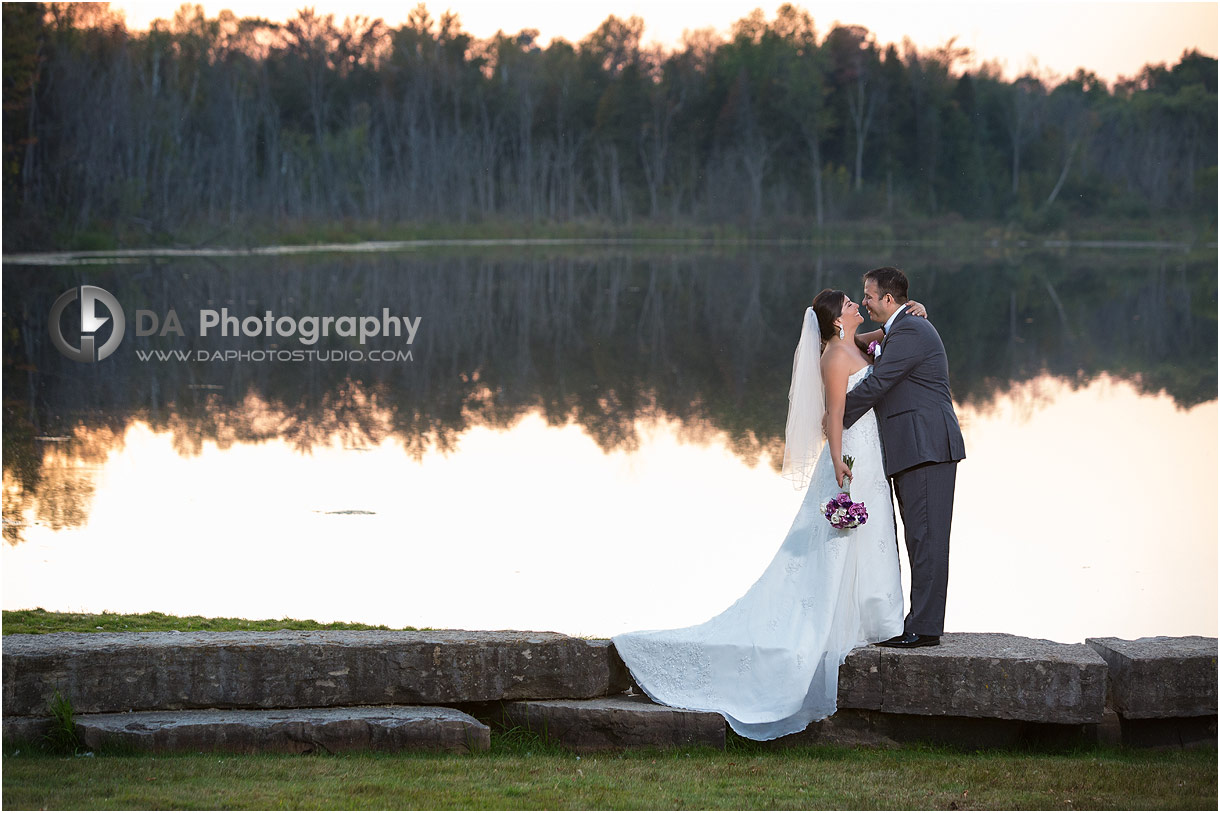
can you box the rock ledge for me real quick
[73,705,489,753]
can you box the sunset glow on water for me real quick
[5,374,1214,644]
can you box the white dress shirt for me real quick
[873,305,905,360]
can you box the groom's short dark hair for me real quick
[864,267,909,303]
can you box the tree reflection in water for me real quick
[3,246,1215,544]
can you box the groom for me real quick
[844,266,965,648]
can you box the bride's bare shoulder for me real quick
[819,343,856,380]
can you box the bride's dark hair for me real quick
[810,289,846,343]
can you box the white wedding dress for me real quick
[611,365,904,741]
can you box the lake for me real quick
[2,242,1215,644]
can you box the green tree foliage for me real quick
[2,3,1215,249]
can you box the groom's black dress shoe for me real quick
[876,632,940,648]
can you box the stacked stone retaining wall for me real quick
[2,631,1213,753]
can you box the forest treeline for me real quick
[2,2,1216,250]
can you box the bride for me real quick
[611,289,925,741]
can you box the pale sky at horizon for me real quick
[109,0,1218,85]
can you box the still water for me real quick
[3,245,1216,643]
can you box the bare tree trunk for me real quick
[798,118,825,227]
[1006,80,1040,196]
[741,140,769,225]
[639,84,682,218]
[847,69,879,192]
[1044,134,1081,207]
[608,143,624,221]
[21,41,44,206]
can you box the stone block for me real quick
[606,634,1104,724]
[72,705,489,754]
[2,630,629,716]
[492,694,725,752]
[873,633,1108,724]
[759,708,1097,750]
[1114,715,1218,749]
[839,645,883,709]
[1096,709,1123,748]
[1,715,54,744]
[1086,636,1217,719]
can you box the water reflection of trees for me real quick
[3,248,1215,543]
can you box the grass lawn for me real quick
[1,608,616,638]
[1,608,418,635]
[2,736,1215,810]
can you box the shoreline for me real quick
[4,215,1215,259]
[3,233,1216,266]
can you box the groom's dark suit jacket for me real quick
[843,308,965,476]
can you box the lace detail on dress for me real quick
[618,636,714,700]
[611,363,904,740]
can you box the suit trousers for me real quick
[892,460,957,636]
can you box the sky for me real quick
[109,0,1218,85]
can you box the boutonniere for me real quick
[867,340,881,358]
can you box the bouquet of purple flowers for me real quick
[820,455,869,530]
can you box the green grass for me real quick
[42,689,81,755]
[0,607,424,635]
[2,737,1214,810]
[0,608,621,638]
